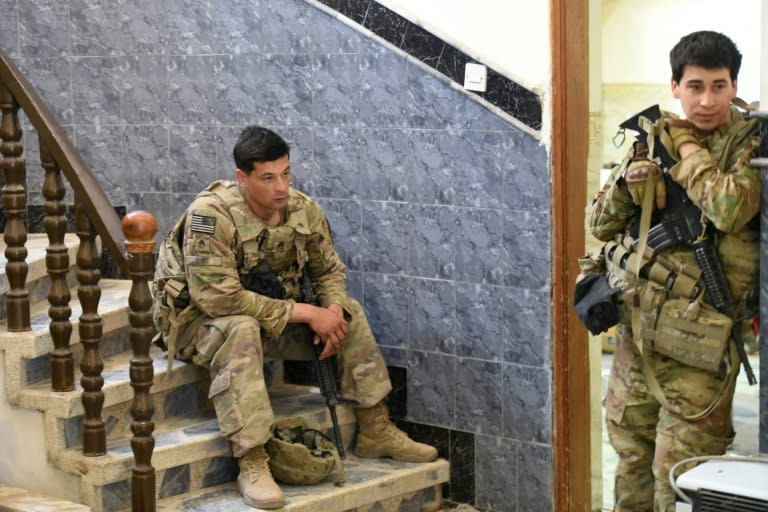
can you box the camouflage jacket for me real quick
[183,180,350,340]
[589,105,761,306]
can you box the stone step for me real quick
[0,484,91,512]
[56,385,359,512]
[152,456,449,512]
[0,233,81,322]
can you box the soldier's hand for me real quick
[666,118,702,160]
[625,160,666,209]
[309,305,348,359]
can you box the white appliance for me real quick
[674,459,768,511]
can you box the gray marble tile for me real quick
[358,128,409,201]
[503,210,551,290]
[455,283,502,361]
[211,0,262,54]
[518,442,553,512]
[502,288,550,368]
[214,126,241,179]
[309,8,364,53]
[167,55,216,124]
[317,198,363,271]
[160,464,191,499]
[257,54,313,126]
[169,126,220,195]
[358,41,411,128]
[19,0,70,58]
[70,0,124,56]
[126,193,172,247]
[120,55,169,124]
[454,358,502,435]
[120,0,166,55]
[102,479,129,512]
[280,126,315,192]
[0,0,18,57]
[502,363,551,443]
[406,60,464,130]
[314,127,363,199]
[361,201,410,275]
[72,57,121,124]
[406,130,455,205]
[261,0,311,53]
[502,132,550,211]
[211,54,262,125]
[74,125,125,205]
[408,204,456,280]
[122,125,170,192]
[452,131,507,209]
[407,350,454,426]
[407,278,454,353]
[165,0,214,55]
[475,434,518,511]
[311,54,364,127]
[362,273,408,348]
[172,193,199,222]
[15,57,73,125]
[454,207,504,285]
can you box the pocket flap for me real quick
[208,369,231,398]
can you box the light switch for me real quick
[463,63,487,92]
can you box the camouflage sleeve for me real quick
[588,168,637,242]
[669,135,760,233]
[303,201,349,309]
[184,196,292,339]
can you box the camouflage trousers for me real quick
[174,298,392,458]
[604,322,736,512]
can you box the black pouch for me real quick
[573,273,622,335]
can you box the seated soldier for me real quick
[152,125,437,509]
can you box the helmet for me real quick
[265,417,344,486]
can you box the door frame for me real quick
[551,0,591,510]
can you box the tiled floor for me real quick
[600,352,761,511]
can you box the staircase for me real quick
[0,234,449,512]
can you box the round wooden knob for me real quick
[122,210,157,253]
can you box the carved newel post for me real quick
[122,210,158,512]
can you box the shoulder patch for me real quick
[190,214,217,234]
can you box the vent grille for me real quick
[692,489,768,512]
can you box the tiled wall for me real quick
[0,0,552,510]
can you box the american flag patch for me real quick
[190,214,216,234]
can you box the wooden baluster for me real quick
[75,200,105,454]
[0,84,29,331]
[42,144,74,391]
[123,211,157,512]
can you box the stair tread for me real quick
[0,233,80,296]
[17,346,208,416]
[0,484,91,511]
[154,456,449,512]
[0,279,132,356]
[53,384,357,486]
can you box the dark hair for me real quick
[232,125,290,174]
[669,31,742,83]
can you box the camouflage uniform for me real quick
[589,106,760,511]
[169,180,391,458]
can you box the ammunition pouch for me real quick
[653,297,732,372]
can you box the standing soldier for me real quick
[589,31,760,511]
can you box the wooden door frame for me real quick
[551,0,591,510]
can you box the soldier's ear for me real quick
[235,168,247,187]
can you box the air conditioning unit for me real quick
[674,459,768,511]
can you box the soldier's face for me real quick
[235,155,292,221]
[671,65,737,132]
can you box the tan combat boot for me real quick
[237,445,285,509]
[354,401,438,462]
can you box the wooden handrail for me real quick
[0,48,127,271]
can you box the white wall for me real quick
[602,0,762,103]
[375,0,550,94]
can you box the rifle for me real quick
[300,271,346,459]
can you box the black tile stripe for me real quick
[317,0,542,130]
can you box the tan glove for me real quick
[666,118,701,160]
[625,159,666,209]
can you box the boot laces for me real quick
[240,450,270,483]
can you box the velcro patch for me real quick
[190,214,216,234]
